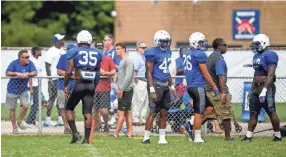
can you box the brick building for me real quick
[114,1,286,48]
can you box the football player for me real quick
[142,30,177,144]
[183,32,219,143]
[64,30,102,144]
[242,34,282,142]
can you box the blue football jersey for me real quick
[66,47,103,68]
[145,47,171,82]
[183,49,208,88]
[253,50,278,76]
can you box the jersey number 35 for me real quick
[78,51,98,66]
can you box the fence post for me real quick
[38,78,42,134]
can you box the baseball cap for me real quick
[52,34,65,43]
[67,44,77,51]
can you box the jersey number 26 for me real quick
[183,54,192,70]
[78,51,98,66]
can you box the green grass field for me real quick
[1,135,286,157]
[2,103,286,122]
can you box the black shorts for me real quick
[148,82,171,113]
[93,91,111,109]
[187,87,208,114]
[65,80,95,114]
[249,83,276,114]
[118,89,133,111]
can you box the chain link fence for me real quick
[1,76,286,136]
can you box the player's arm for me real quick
[199,64,216,89]
[57,69,65,76]
[64,59,74,87]
[264,65,276,89]
[146,61,155,90]
[168,75,175,90]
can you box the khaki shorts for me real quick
[5,91,29,109]
[57,90,66,109]
[205,91,233,122]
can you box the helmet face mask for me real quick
[158,39,171,50]
[197,39,208,51]
[251,41,263,53]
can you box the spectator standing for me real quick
[43,34,65,127]
[130,42,148,126]
[113,43,135,137]
[26,46,46,127]
[5,50,37,133]
[103,34,121,66]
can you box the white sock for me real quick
[58,116,63,122]
[144,130,150,141]
[159,129,166,140]
[246,131,253,138]
[274,131,281,138]
[189,116,194,125]
[194,129,202,140]
[46,117,51,121]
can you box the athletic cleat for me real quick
[272,136,282,142]
[194,138,205,143]
[142,139,151,144]
[70,132,82,144]
[241,136,252,142]
[183,123,194,142]
[158,139,168,144]
[82,139,89,144]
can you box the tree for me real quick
[1,1,114,47]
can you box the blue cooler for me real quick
[242,82,266,122]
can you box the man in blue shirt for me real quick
[175,47,186,87]
[142,30,177,144]
[56,44,77,134]
[242,34,282,142]
[5,50,37,134]
[130,41,148,126]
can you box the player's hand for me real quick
[151,92,157,102]
[117,89,123,98]
[221,94,227,105]
[213,87,219,97]
[64,87,69,98]
[259,88,267,103]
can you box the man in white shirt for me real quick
[26,46,47,127]
[130,42,148,126]
[44,34,65,127]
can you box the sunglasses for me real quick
[21,56,30,59]
[219,44,227,47]
[139,47,147,49]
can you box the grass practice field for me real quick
[1,135,286,157]
[2,103,286,122]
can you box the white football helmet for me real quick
[251,34,270,53]
[189,32,208,51]
[76,30,93,44]
[153,30,171,51]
